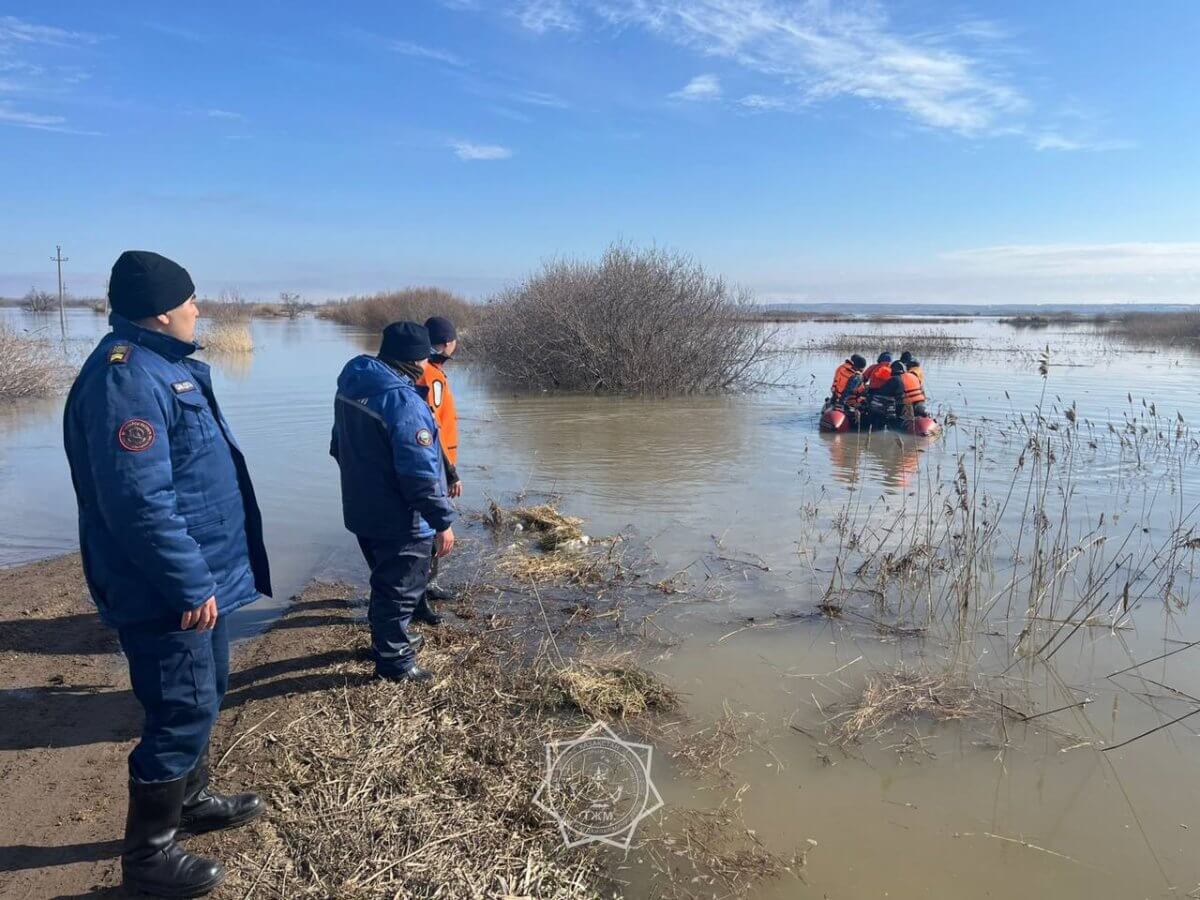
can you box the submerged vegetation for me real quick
[317,287,475,332]
[474,244,776,395]
[801,329,974,357]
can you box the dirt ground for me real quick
[0,554,377,899]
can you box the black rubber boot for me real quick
[412,594,443,626]
[425,580,454,603]
[122,777,225,898]
[180,752,264,837]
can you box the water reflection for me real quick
[822,430,927,489]
[201,349,255,380]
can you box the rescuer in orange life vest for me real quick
[876,360,928,420]
[862,352,895,392]
[899,351,924,386]
[829,354,867,405]
[414,316,461,624]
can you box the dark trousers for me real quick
[118,615,229,784]
[356,535,434,676]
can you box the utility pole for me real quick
[51,245,69,335]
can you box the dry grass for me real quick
[201,321,254,353]
[548,657,679,719]
[216,620,612,899]
[318,287,475,332]
[208,585,790,900]
[828,666,1014,747]
[802,329,972,357]
[510,503,587,550]
[645,805,804,900]
[496,544,619,586]
[0,324,63,400]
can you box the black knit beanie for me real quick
[379,321,433,363]
[108,250,196,320]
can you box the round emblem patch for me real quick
[415,428,434,447]
[118,418,156,452]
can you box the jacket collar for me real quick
[110,313,200,362]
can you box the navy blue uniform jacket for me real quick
[63,316,271,628]
[330,355,456,541]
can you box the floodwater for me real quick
[3,308,1200,898]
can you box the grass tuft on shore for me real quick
[547,657,680,719]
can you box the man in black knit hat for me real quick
[62,250,272,896]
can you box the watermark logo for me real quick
[534,720,662,849]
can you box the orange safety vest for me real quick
[899,371,926,406]
[866,363,894,390]
[830,360,860,399]
[907,363,925,386]
[417,360,458,466]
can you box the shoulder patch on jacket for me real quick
[415,428,434,447]
[117,418,156,452]
[107,344,132,365]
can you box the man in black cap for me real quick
[63,250,272,896]
[330,321,457,682]
[415,315,461,620]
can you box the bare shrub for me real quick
[473,244,774,394]
[21,288,56,313]
[198,288,252,325]
[0,324,62,399]
[317,287,475,331]
[278,290,303,318]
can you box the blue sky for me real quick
[1,1,1197,303]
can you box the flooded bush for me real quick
[317,287,475,331]
[0,324,62,400]
[473,244,773,394]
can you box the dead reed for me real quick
[827,666,1014,747]
[801,329,973,357]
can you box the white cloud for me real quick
[670,73,721,101]
[942,243,1200,277]
[205,108,246,121]
[0,16,101,133]
[390,39,465,67]
[0,15,100,48]
[450,140,514,160]
[516,0,580,34]
[512,89,570,108]
[738,93,785,111]
[1033,132,1134,152]
[592,0,1026,135]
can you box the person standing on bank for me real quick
[414,315,460,623]
[330,321,456,682]
[62,251,271,897]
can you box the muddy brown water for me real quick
[3,309,1200,898]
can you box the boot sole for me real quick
[123,871,224,898]
[178,803,264,838]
